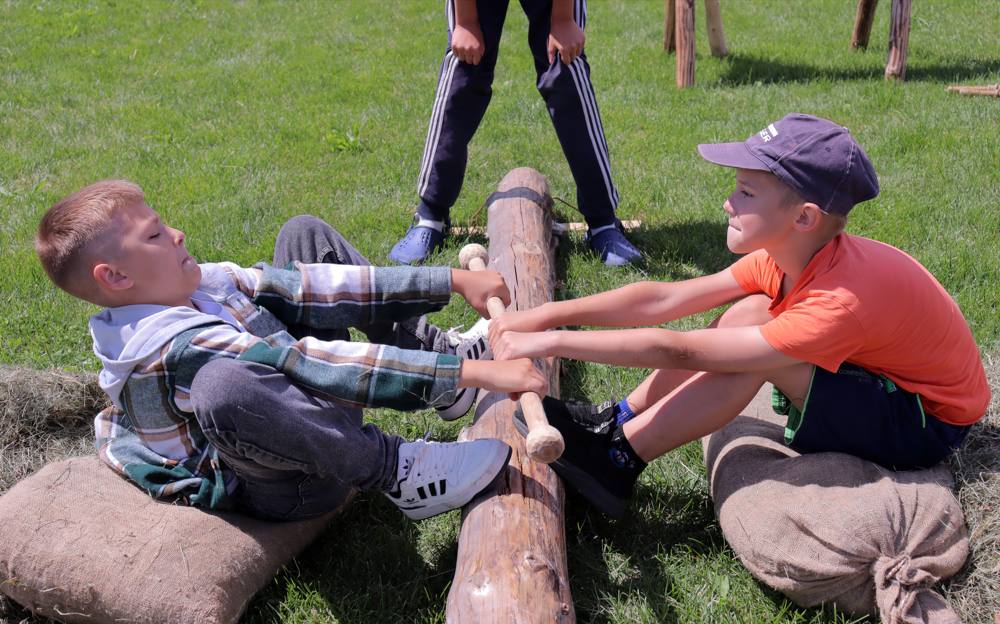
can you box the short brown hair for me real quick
[35,180,144,303]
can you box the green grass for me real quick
[1,1,997,622]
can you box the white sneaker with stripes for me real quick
[436,317,492,421]
[385,438,511,520]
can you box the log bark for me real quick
[851,0,879,49]
[884,0,911,80]
[675,0,696,87]
[445,168,574,624]
[704,0,727,57]
[664,0,676,52]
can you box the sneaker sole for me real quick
[402,444,512,521]
[436,385,477,421]
[512,414,627,518]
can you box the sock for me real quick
[614,398,636,426]
[416,200,449,224]
[608,425,646,473]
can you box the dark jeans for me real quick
[190,216,438,520]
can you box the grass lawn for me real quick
[1,1,998,622]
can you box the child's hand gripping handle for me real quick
[459,244,565,464]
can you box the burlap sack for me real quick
[0,456,350,624]
[703,386,969,624]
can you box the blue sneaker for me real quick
[389,215,448,265]
[586,221,642,267]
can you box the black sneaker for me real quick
[514,396,643,518]
[558,399,619,435]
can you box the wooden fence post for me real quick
[885,0,911,80]
[675,0,696,87]
[851,0,880,49]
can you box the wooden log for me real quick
[675,0,696,88]
[704,0,727,57]
[851,0,880,49]
[884,0,911,80]
[459,243,564,464]
[446,168,574,624]
[664,0,676,52]
[947,84,1000,97]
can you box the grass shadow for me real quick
[243,494,460,623]
[715,52,1000,86]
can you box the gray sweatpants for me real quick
[190,216,443,520]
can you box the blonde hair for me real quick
[35,180,144,304]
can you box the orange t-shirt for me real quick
[729,233,989,425]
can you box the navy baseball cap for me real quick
[697,113,879,216]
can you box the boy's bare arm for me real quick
[548,0,584,64]
[494,325,802,373]
[459,358,548,399]
[491,269,746,338]
[452,0,484,65]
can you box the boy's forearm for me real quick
[551,0,574,23]
[454,0,478,27]
[253,263,452,329]
[544,326,792,373]
[537,282,678,329]
[545,328,687,369]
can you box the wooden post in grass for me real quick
[446,168,574,624]
[851,0,880,49]
[884,0,911,80]
[664,0,676,52]
[704,0,727,57]
[675,0,696,87]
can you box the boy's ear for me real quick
[93,263,133,292]
[792,202,824,232]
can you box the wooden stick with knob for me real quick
[459,243,565,464]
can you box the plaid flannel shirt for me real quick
[94,261,461,508]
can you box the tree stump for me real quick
[445,168,574,624]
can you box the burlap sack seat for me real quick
[703,385,969,624]
[0,455,350,624]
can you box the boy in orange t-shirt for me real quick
[487,113,990,517]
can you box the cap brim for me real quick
[697,142,770,171]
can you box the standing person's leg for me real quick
[391,0,512,265]
[521,0,640,266]
[190,358,511,521]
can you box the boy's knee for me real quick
[190,358,258,427]
[278,214,330,241]
[716,294,772,328]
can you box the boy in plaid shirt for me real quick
[36,180,545,521]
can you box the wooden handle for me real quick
[465,253,565,463]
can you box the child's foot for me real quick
[514,396,645,518]
[436,318,492,421]
[385,438,511,520]
[586,220,642,267]
[444,317,490,351]
[389,215,449,265]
